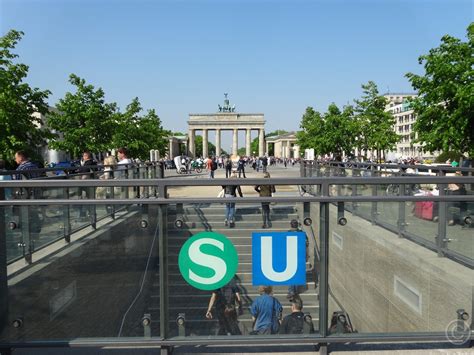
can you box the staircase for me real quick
[148,203,320,337]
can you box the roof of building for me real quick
[266,131,297,141]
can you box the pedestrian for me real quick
[262,156,268,173]
[13,151,42,236]
[254,172,275,228]
[279,296,314,334]
[222,170,243,227]
[116,147,132,178]
[205,278,242,335]
[207,156,217,178]
[79,151,96,219]
[225,157,233,178]
[14,150,40,180]
[237,156,246,178]
[97,155,116,199]
[249,285,282,335]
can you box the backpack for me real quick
[221,285,236,318]
[211,160,218,171]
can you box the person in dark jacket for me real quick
[237,156,246,178]
[14,151,42,235]
[222,171,243,227]
[205,278,242,335]
[79,151,96,219]
[279,296,314,334]
[254,172,276,228]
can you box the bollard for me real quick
[176,313,186,337]
[142,313,151,338]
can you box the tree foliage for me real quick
[0,30,52,161]
[297,107,325,155]
[194,135,216,157]
[297,104,358,157]
[354,81,399,161]
[47,74,117,158]
[112,97,169,160]
[406,23,474,157]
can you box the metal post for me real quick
[159,204,169,340]
[63,187,71,243]
[90,187,96,229]
[397,183,406,238]
[319,183,330,337]
[0,187,8,338]
[352,168,359,215]
[20,205,32,264]
[437,170,447,256]
[371,179,378,225]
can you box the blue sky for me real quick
[1,0,472,151]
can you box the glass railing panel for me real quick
[327,202,473,339]
[376,184,399,227]
[404,194,438,247]
[166,201,319,337]
[3,205,23,263]
[445,197,474,260]
[0,201,160,341]
[354,184,372,220]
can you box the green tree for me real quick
[237,147,246,156]
[48,74,117,158]
[406,23,474,157]
[323,103,358,157]
[296,107,327,156]
[354,81,399,161]
[0,30,52,161]
[112,98,169,160]
[194,135,216,157]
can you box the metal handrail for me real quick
[0,172,473,350]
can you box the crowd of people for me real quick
[205,281,314,336]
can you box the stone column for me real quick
[215,129,221,157]
[232,128,238,157]
[258,129,265,157]
[266,141,269,156]
[168,138,174,159]
[188,129,195,157]
[286,140,291,158]
[246,129,251,157]
[202,129,208,158]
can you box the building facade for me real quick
[266,132,300,159]
[187,94,266,158]
[383,93,438,160]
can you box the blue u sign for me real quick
[252,232,306,286]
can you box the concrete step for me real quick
[166,228,292,236]
[165,272,314,284]
[166,261,315,273]
[150,318,319,337]
[167,205,298,215]
[168,252,254,262]
[154,281,317,293]
[148,292,319,307]
[167,221,293,231]
[167,213,298,223]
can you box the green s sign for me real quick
[178,232,238,290]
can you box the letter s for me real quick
[188,238,227,285]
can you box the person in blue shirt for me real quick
[249,285,282,334]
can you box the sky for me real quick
[1,0,472,151]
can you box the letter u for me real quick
[260,236,298,282]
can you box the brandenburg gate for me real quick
[187,94,266,158]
